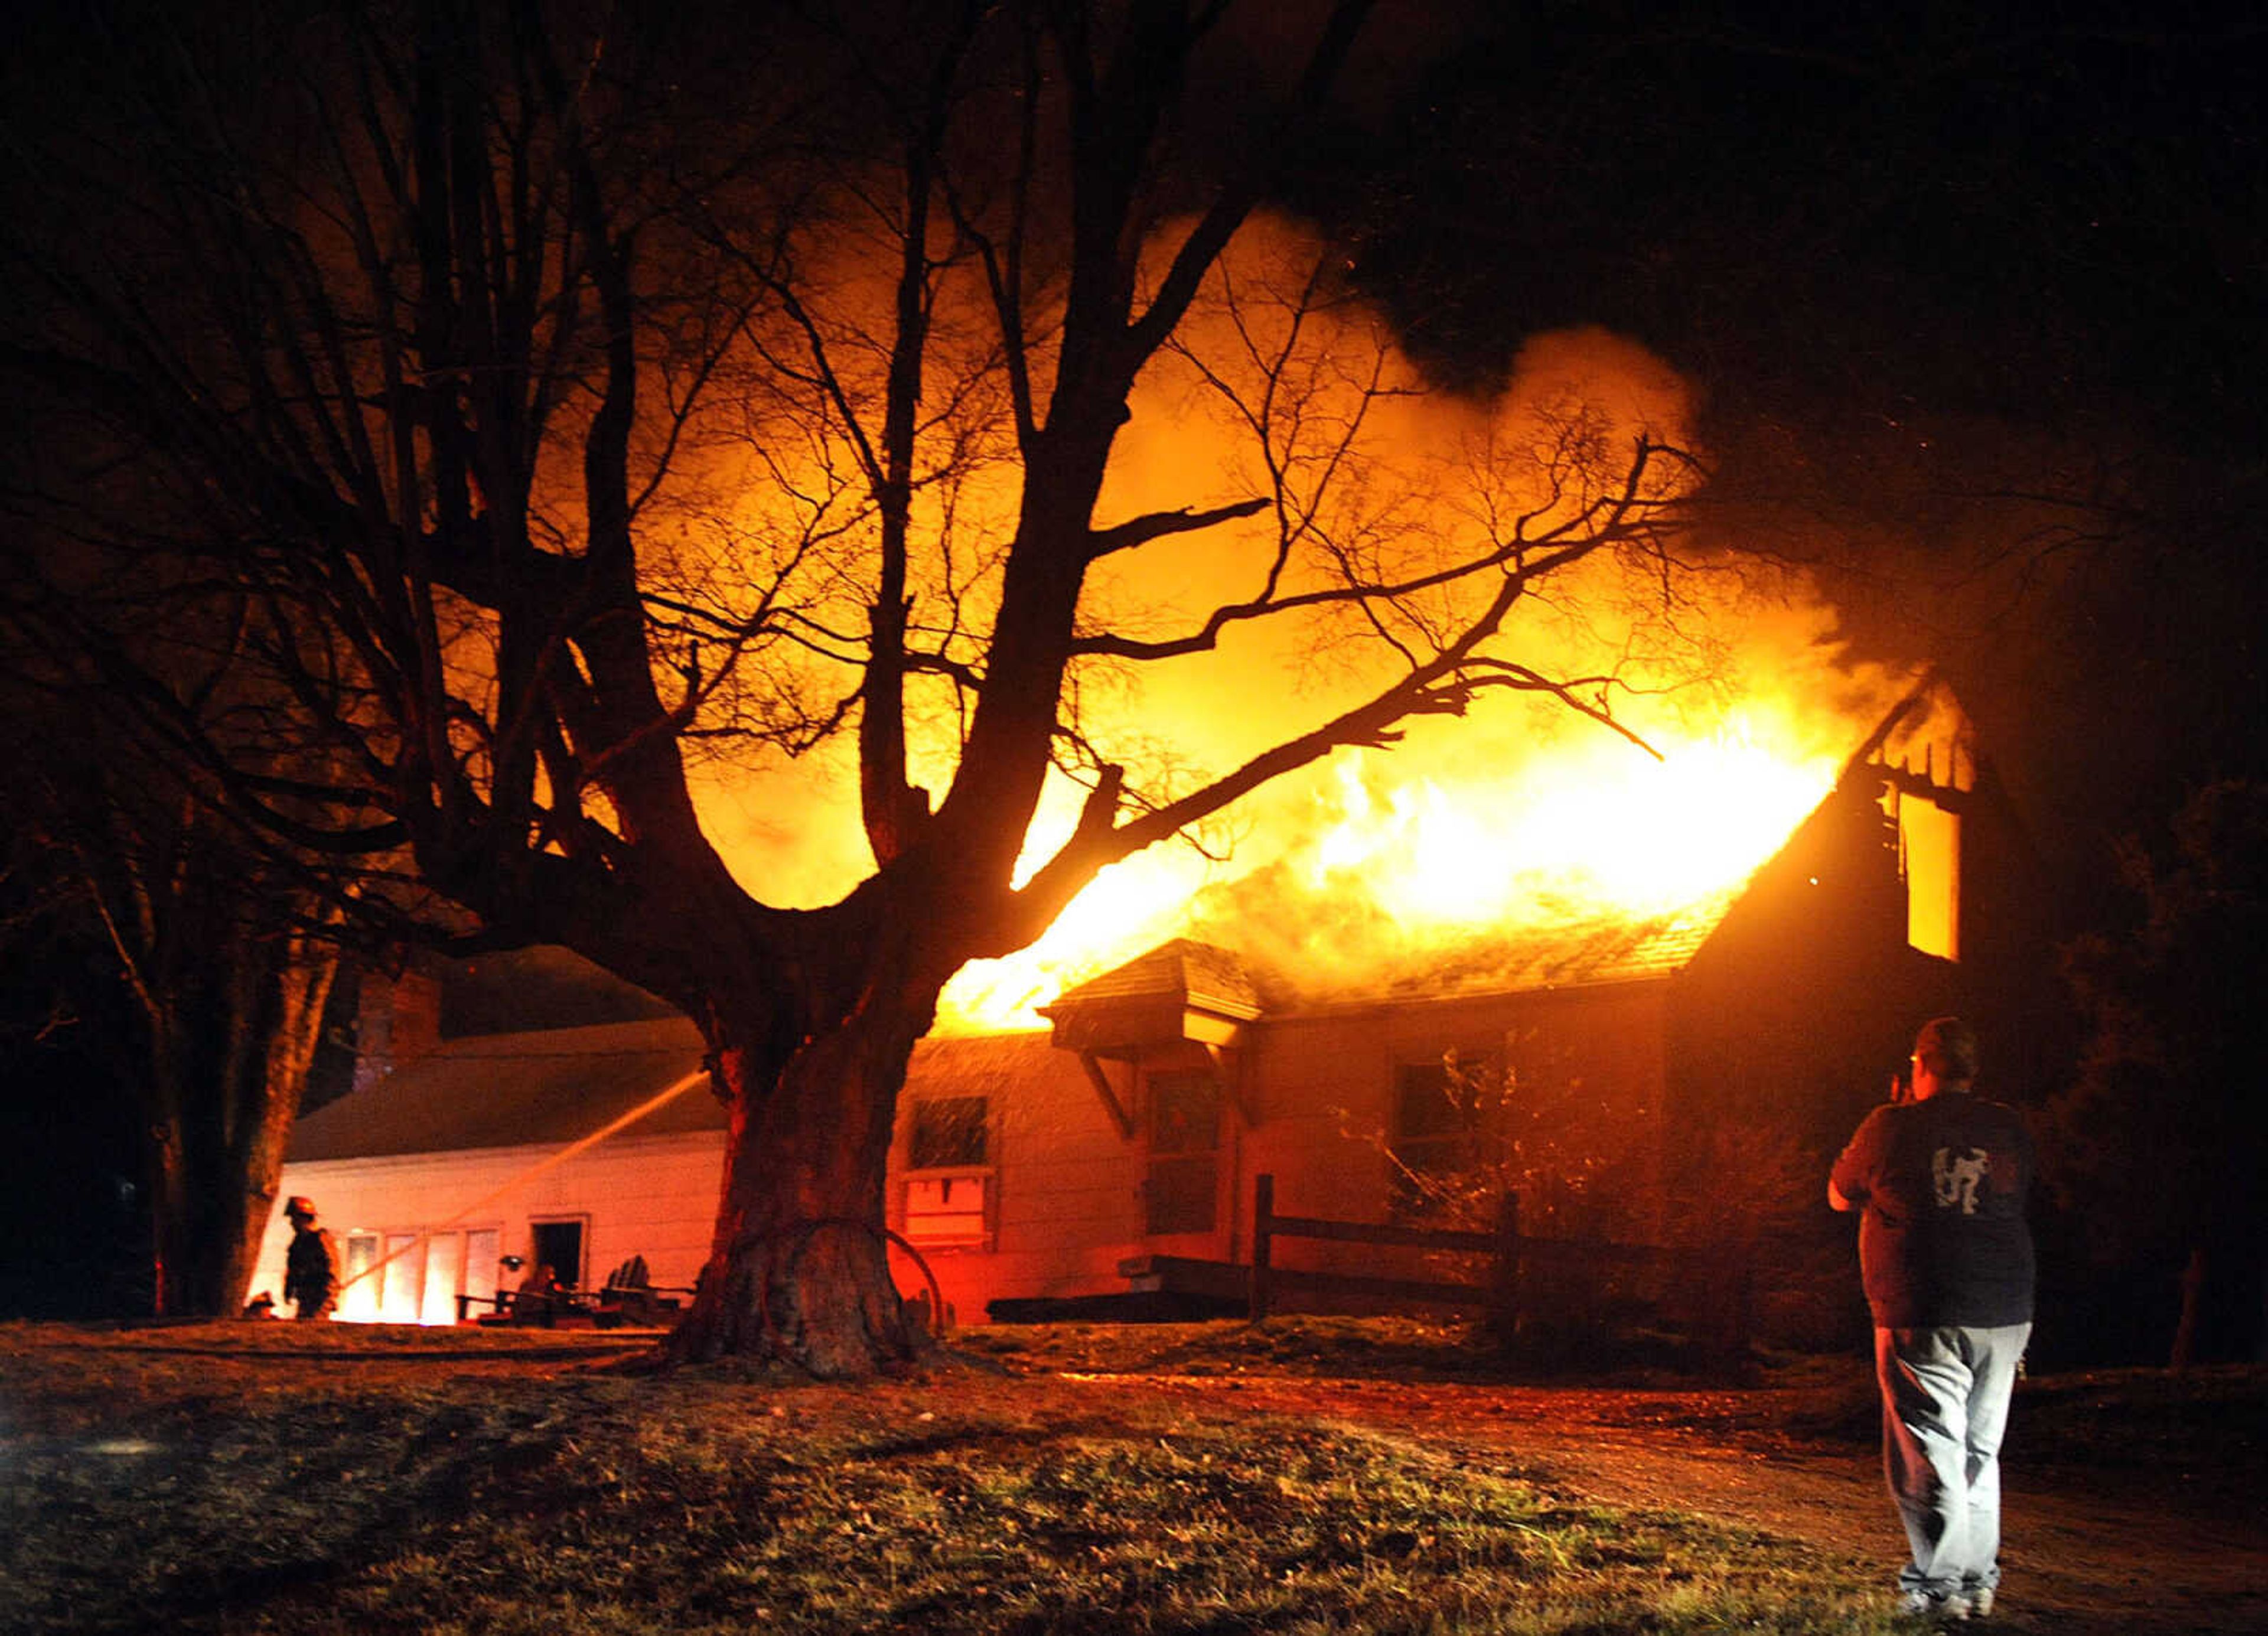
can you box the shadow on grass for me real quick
[5,1386,585,1635]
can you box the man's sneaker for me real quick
[1896,1590,1973,1621]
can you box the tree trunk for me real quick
[146,1116,188,1318]
[2171,1244,2206,1370]
[144,936,339,1318]
[213,949,338,1315]
[669,995,934,1377]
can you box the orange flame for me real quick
[683,216,1915,1031]
[1302,715,1839,927]
[933,615,1908,1031]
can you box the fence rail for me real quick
[1247,1172,1749,1353]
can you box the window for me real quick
[1900,794,1961,960]
[380,1232,423,1321]
[1393,1062,1473,1178]
[333,1227,501,1325]
[1389,1051,1494,1217]
[422,1233,463,1327]
[910,1096,988,1169]
[340,1233,381,1322]
[902,1097,994,1249]
[1145,1070,1220,1236]
[461,1229,501,1318]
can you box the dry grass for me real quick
[10,1316,2250,1635]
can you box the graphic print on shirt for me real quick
[1932,1146,1990,1214]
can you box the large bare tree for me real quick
[2,0,1697,1372]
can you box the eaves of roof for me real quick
[289,1019,1068,1164]
[289,1017,715,1161]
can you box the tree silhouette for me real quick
[2051,780,2268,1364]
[0,672,345,1316]
[3,1,1703,1371]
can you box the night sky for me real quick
[1315,1,2266,871]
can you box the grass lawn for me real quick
[0,1316,2136,1634]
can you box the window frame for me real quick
[1386,1048,1498,1218]
[897,1094,999,1252]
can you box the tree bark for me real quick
[215,947,338,1315]
[669,989,937,1377]
[144,928,340,1318]
[146,1113,188,1319]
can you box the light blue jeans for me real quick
[1874,1322,2032,1602]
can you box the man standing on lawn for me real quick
[1830,1016,2035,1622]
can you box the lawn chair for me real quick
[594,1255,685,1327]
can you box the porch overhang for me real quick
[1039,940,1266,1133]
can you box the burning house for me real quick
[251,677,2048,1338]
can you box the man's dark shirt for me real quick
[1832,1092,2036,1328]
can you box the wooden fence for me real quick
[1248,1172,1750,1353]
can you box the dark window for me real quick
[909,1097,988,1169]
[1149,1072,1220,1156]
[1392,1061,1473,1179]
[1390,1053,1495,1217]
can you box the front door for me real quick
[1145,1070,1221,1237]
[530,1218,586,1289]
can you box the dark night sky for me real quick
[1308,1,2267,872]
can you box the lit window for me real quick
[333,1227,502,1325]
[380,1233,423,1322]
[422,1233,462,1327]
[1900,794,1961,960]
[339,1233,381,1321]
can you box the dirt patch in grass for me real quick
[2,1317,2261,1634]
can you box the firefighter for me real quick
[281,1196,338,1321]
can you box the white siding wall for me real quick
[254,1130,724,1324]
[899,1045,1148,1324]
[256,990,1673,1328]
[261,1047,1156,1329]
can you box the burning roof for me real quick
[1040,890,1736,1037]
